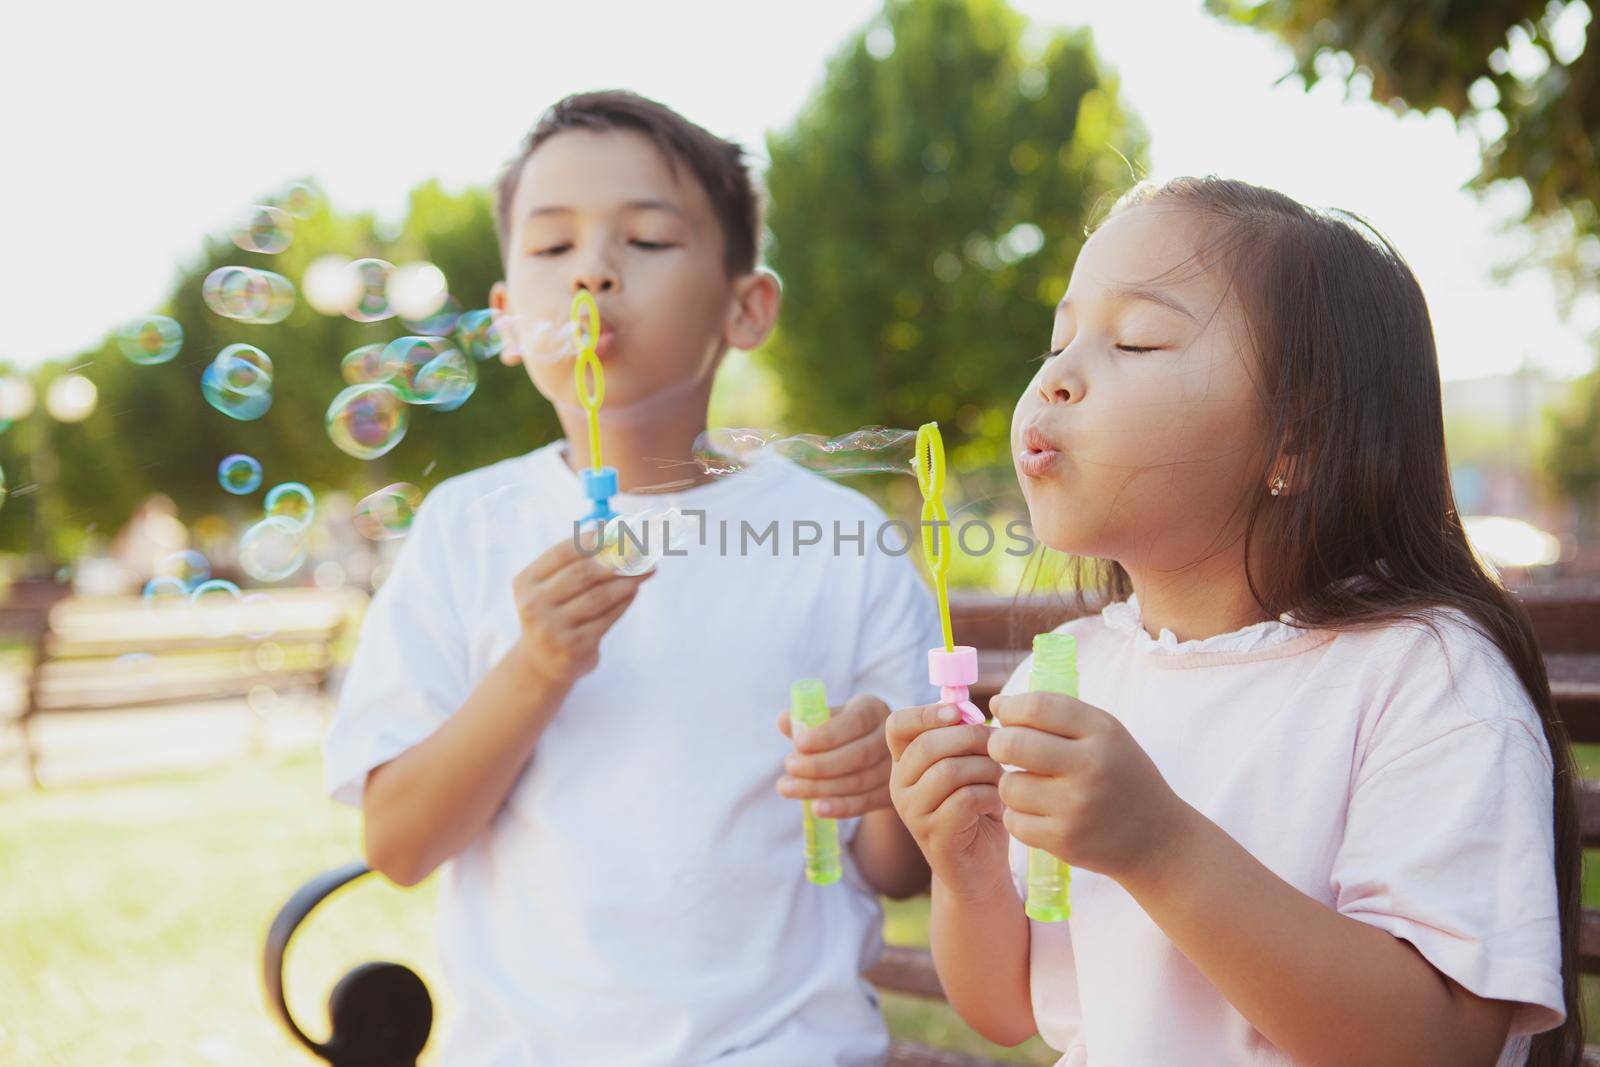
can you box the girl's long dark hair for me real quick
[1040,176,1582,1063]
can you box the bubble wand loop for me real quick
[915,422,984,726]
[572,291,617,525]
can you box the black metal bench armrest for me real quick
[262,861,432,1067]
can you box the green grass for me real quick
[0,747,1055,1066]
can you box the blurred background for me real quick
[2,0,1596,1064]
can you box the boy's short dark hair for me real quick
[494,90,762,276]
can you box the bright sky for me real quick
[3,0,1594,381]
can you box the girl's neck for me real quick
[1123,555,1275,645]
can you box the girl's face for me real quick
[1012,204,1268,573]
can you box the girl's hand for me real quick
[987,692,1186,887]
[774,694,894,817]
[510,534,652,687]
[886,704,1011,899]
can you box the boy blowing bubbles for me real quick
[323,91,940,1065]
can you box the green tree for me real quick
[1206,0,1600,511]
[762,0,1148,480]
[1205,0,1597,257]
[0,181,557,559]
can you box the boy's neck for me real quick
[551,382,720,494]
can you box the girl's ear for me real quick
[1267,452,1306,497]
[725,268,781,351]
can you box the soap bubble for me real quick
[263,482,315,532]
[345,258,395,322]
[190,578,242,638]
[239,516,307,582]
[278,181,319,220]
[116,315,183,365]
[388,262,449,322]
[142,575,190,607]
[202,344,274,421]
[455,309,505,361]
[402,294,462,337]
[594,505,701,576]
[202,362,272,420]
[377,336,447,402]
[240,594,280,641]
[326,382,408,459]
[412,345,476,408]
[340,343,389,384]
[693,426,918,478]
[303,254,359,316]
[213,344,274,395]
[202,266,295,324]
[218,454,263,495]
[232,204,292,254]
[156,549,210,590]
[496,314,583,365]
[354,482,423,540]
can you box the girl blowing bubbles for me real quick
[886,177,1578,1067]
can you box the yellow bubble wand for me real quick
[915,422,983,725]
[571,290,617,524]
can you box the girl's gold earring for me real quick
[1270,476,1286,497]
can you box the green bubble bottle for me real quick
[790,678,842,885]
[1024,633,1077,922]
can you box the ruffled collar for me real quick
[1100,593,1309,657]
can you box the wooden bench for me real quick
[1,583,352,788]
[261,585,1600,1065]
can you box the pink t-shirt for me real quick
[993,594,1564,1067]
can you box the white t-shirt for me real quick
[324,441,942,1066]
[993,594,1563,1067]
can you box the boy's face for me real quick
[492,129,745,409]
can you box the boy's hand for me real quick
[774,695,893,818]
[510,533,651,687]
[885,704,1010,899]
[987,692,1185,887]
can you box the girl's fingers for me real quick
[894,724,997,789]
[996,769,1058,815]
[1001,808,1055,852]
[908,754,1003,810]
[930,782,1003,823]
[988,725,1077,777]
[886,703,962,760]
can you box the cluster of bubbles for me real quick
[354,482,423,540]
[692,426,919,478]
[491,313,586,365]
[202,266,296,325]
[202,343,274,421]
[232,205,293,255]
[229,181,317,255]
[325,332,482,459]
[116,315,184,365]
[238,482,316,583]
[140,551,276,640]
